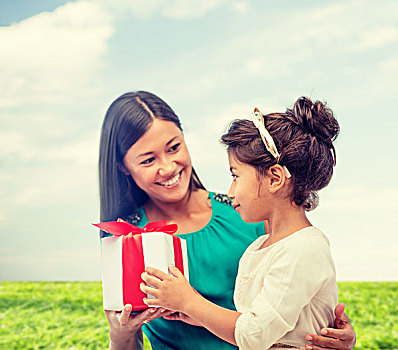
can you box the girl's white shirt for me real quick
[234,226,338,350]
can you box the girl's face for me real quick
[122,118,192,204]
[227,152,269,223]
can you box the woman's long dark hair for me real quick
[99,91,205,225]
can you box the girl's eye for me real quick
[141,157,155,165]
[168,143,180,152]
[231,174,238,180]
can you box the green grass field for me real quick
[0,282,397,349]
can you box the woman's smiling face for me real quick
[122,118,192,204]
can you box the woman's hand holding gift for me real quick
[105,304,166,350]
[141,265,196,313]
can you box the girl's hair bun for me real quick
[289,97,339,147]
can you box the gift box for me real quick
[93,219,189,311]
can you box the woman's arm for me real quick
[105,304,165,350]
[305,303,356,350]
[141,266,241,345]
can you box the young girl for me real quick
[141,96,340,349]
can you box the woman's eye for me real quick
[168,143,180,152]
[231,174,238,180]
[141,157,155,165]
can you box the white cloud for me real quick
[0,128,98,165]
[229,0,398,73]
[319,185,398,212]
[0,116,100,208]
[0,0,111,211]
[98,0,228,20]
[2,166,96,208]
[232,1,249,14]
[184,103,257,171]
[353,25,398,51]
[0,248,100,265]
[334,246,398,281]
[98,0,161,18]
[307,183,398,281]
[162,0,227,19]
[380,53,398,74]
[0,0,113,108]
[12,164,97,207]
[137,0,398,106]
[0,248,102,281]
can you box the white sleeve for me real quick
[234,235,334,350]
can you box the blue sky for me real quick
[0,0,397,281]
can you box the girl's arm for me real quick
[141,266,241,345]
[143,233,339,350]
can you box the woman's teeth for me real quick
[158,172,180,187]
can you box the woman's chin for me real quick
[156,183,190,202]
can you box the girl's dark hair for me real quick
[99,91,205,224]
[221,96,339,211]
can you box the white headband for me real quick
[250,108,291,178]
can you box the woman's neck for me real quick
[144,189,205,219]
[262,201,311,248]
[144,189,212,234]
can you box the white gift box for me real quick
[95,220,189,311]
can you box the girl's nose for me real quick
[227,181,235,199]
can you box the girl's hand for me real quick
[305,303,356,350]
[141,265,196,312]
[163,312,202,327]
[105,304,166,349]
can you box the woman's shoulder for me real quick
[208,191,265,234]
[210,192,233,207]
[124,207,144,226]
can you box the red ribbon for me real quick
[122,233,145,310]
[94,219,183,311]
[93,219,178,236]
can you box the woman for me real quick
[98,91,356,350]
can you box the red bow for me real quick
[93,219,178,236]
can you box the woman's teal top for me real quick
[124,192,265,350]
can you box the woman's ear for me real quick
[267,165,286,193]
[117,162,130,175]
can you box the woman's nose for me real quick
[158,158,176,177]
